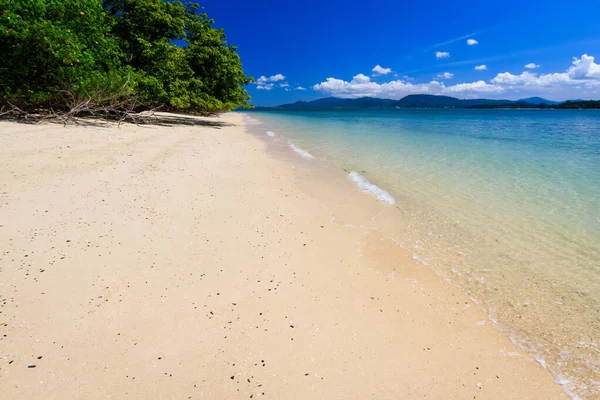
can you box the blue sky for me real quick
[201,0,600,105]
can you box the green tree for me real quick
[0,0,126,105]
[0,0,252,117]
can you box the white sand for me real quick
[0,113,567,399]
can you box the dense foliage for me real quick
[0,0,252,116]
[469,101,600,109]
[553,100,600,109]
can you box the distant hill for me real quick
[519,97,560,105]
[258,94,569,110]
[272,97,397,109]
[396,95,515,108]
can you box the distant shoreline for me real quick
[249,94,599,110]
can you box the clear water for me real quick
[245,109,600,398]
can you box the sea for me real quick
[241,109,600,399]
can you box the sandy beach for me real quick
[0,113,567,399]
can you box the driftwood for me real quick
[0,73,225,126]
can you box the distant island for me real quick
[256,95,600,110]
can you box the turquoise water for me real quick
[245,109,600,398]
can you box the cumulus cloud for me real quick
[524,63,540,69]
[280,83,290,88]
[475,65,487,70]
[256,83,275,91]
[467,39,479,46]
[256,74,285,84]
[490,55,600,87]
[313,77,440,99]
[269,74,286,82]
[312,75,502,99]
[436,51,450,59]
[311,53,600,100]
[567,54,600,79]
[444,80,502,93]
[352,73,371,84]
[436,72,454,79]
[296,86,306,91]
[255,74,287,89]
[372,65,392,75]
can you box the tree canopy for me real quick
[0,0,252,117]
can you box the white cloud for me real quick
[444,80,502,93]
[436,51,450,59]
[475,65,487,70]
[257,74,285,84]
[296,86,306,91]
[280,83,290,88]
[567,54,600,79]
[428,32,478,49]
[372,65,392,75]
[313,77,441,99]
[467,39,479,46]
[255,74,287,89]
[524,63,540,69]
[269,74,286,82]
[312,75,501,99]
[256,83,275,91]
[489,55,600,87]
[352,73,371,84]
[436,72,454,79]
[311,53,600,100]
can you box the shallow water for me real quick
[242,109,600,399]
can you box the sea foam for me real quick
[242,114,262,125]
[266,131,276,137]
[289,142,313,158]
[348,171,396,205]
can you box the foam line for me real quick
[289,142,314,158]
[348,171,396,205]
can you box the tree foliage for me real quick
[553,100,600,109]
[0,0,252,117]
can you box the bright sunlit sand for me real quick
[0,113,567,399]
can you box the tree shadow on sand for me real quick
[3,111,236,129]
[130,113,235,128]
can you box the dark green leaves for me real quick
[0,0,252,114]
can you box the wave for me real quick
[289,142,314,158]
[348,171,396,205]
[242,114,262,125]
[266,131,276,137]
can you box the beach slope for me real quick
[0,113,567,399]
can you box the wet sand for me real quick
[0,113,567,399]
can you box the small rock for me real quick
[28,364,36,368]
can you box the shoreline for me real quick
[0,113,568,399]
[245,109,600,399]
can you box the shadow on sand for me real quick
[128,112,235,128]
[2,111,236,129]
